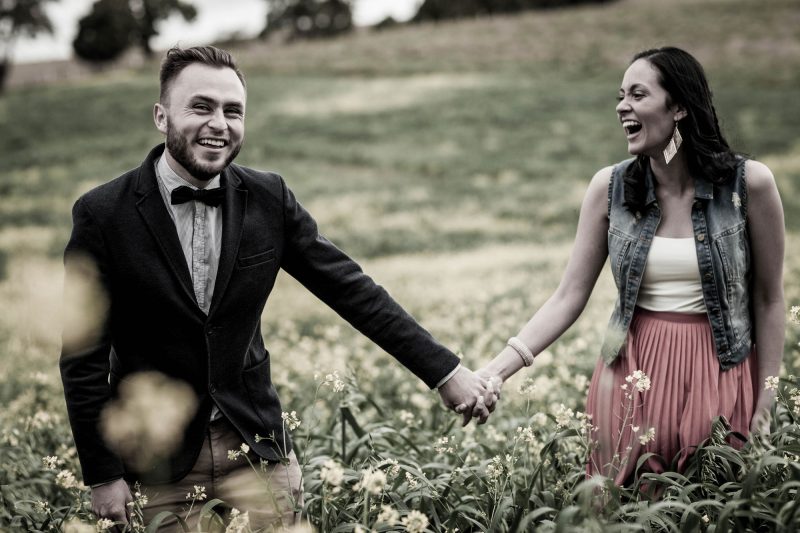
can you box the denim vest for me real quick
[601,157,752,369]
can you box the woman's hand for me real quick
[750,389,776,434]
[475,366,504,403]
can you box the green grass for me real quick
[2,0,800,530]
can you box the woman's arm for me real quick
[745,159,786,432]
[480,166,613,384]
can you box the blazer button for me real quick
[210,384,217,393]
[704,272,712,280]
[697,233,706,242]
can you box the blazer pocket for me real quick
[237,248,276,269]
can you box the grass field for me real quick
[2,0,800,530]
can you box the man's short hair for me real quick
[159,45,246,103]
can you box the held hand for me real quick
[91,478,133,528]
[438,366,497,426]
[475,366,504,402]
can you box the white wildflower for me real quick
[133,490,148,507]
[225,508,250,533]
[320,459,344,491]
[383,458,400,478]
[554,404,574,428]
[434,436,455,454]
[42,456,59,470]
[631,370,651,392]
[531,412,548,426]
[377,504,400,524]
[185,485,207,501]
[323,371,346,392]
[765,376,780,391]
[401,510,429,533]
[33,500,50,513]
[354,467,386,495]
[63,519,94,533]
[638,427,656,445]
[399,410,416,426]
[95,518,115,531]
[55,470,78,489]
[486,455,505,482]
[281,411,301,431]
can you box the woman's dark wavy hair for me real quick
[622,47,739,212]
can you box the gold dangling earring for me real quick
[663,121,683,165]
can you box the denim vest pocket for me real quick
[712,222,750,340]
[714,222,749,282]
[608,228,634,289]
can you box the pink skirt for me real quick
[585,308,757,485]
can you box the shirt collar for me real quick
[156,153,221,192]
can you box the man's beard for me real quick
[166,126,242,182]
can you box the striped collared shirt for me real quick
[154,155,223,314]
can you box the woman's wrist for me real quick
[486,346,527,382]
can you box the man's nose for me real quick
[207,109,227,131]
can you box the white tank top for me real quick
[636,236,706,313]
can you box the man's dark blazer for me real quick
[60,144,460,486]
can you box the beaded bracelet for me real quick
[507,337,534,367]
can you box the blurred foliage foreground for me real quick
[2,0,800,531]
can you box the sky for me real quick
[14,0,421,64]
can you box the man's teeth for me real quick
[622,120,640,129]
[199,139,226,147]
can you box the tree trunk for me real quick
[0,59,9,94]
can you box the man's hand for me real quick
[438,366,498,426]
[91,478,133,528]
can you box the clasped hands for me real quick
[437,366,504,426]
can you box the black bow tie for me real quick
[170,186,226,207]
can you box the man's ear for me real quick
[153,103,168,135]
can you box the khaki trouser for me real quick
[137,417,303,532]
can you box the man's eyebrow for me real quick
[189,94,244,107]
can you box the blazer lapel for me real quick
[134,147,200,311]
[209,168,247,315]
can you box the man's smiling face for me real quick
[154,63,246,186]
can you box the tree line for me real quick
[0,0,615,91]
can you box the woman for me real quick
[477,47,785,484]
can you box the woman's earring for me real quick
[663,121,683,164]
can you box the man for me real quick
[60,45,497,530]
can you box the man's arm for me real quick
[278,179,459,386]
[277,178,492,420]
[59,197,128,486]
